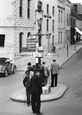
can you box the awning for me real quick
[75,27,82,35]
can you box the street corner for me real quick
[41,84,68,102]
[10,84,68,103]
[10,87,26,102]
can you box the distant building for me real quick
[65,0,71,46]
[70,3,82,44]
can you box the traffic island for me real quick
[10,84,68,102]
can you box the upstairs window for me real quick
[27,0,31,18]
[58,10,60,23]
[0,35,5,47]
[47,19,49,32]
[52,35,54,47]
[19,32,23,53]
[19,0,23,17]
[52,20,54,32]
[52,6,54,16]
[47,4,49,14]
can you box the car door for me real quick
[7,62,12,73]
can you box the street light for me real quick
[35,4,43,65]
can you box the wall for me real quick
[0,28,14,59]
[0,0,14,26]
[39,0,58,52]
[13,0,36,56]
[65,0,71,45]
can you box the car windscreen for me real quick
[0,58,6,65]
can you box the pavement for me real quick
[10,41,82,102]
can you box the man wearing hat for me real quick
[50,59,59,87]
[23,62,33,106]
[23,70,31,106]
[27,62,33,71]
[30,71,43,115]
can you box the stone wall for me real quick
[13,0,36,56]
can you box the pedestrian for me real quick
[50,59,59,87]
[23,70,30,106]
[42,62,50,85]
[23,69,34,106]
[30,71,43,115]
[74,35,76,50]
[27,62,33,71]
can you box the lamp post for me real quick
[35,7,43,65]
[67,38,69,57]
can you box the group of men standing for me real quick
[23,62,43,115]
[23,59,59,115]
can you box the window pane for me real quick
[0,35,5,47]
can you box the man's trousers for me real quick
[51,73,58,87]
[31,93,41,114]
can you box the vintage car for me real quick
[0,57,16,77]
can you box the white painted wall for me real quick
[0,0,14,26]
[0,28,14,59]
[37,0,58,52]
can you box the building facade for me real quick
[40,0,58,52]
[1,0,82,66]
[70,4,82,44]
[0,0,36,60]
[65,0,71,46]
[57,0,65,47]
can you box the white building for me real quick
[0,0,36,60]
[65,0,71,45]
[0,0,72,67]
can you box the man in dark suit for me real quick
[30,71,43,115]
[23,64,34,106]
[23,70,31,106]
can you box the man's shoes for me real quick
[36,112,43,115]
[40,112,43,114]
[27,104,30,106]
[33,111,36,114]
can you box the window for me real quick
[47,4,49,14]
[27,32,31,37]
[61,32,62,43]
[67,13,70,26]
[58,31,63,44]
[52,20,54,32]
[58,10,63,23]
[52,35,54,47]
[0,35,5,47]
[59,0,64,3]
[19,32,23,53]
[27,0,31,18]
[58,32,60,43]
[61,11,63,23]
[58,10,60,23]
[52,6,54,16]
[19,0,22,17]
[47,19,49,32]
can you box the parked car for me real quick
[0,57,16,77]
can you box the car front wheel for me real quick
[4,69,8,77]
[12,66,16,74]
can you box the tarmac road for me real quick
[0,57,82,115]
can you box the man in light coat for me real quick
[50,59,59,87]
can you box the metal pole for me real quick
[38,19,42,65]
[67,44,68,57]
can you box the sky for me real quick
[70,0,82,4]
